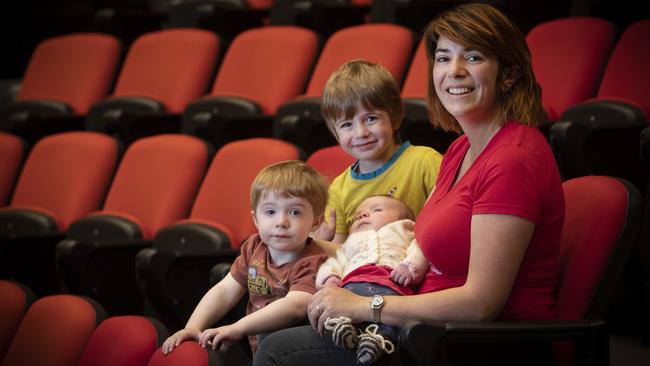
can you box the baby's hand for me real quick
[161,328,201,355]
[390,264,415,287]
[311,209,336,241]
[323,275,342,288]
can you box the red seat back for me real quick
[147,341,207,366]
[556,176,640,320]
[6,132,119,231]
[2,295,105,366]
[100,134,210,239]
[17,33,121,115]
[401,40,428,100]
[596,19,650,120]
[78,316,168,366]
[0,281,34,363]
[304,23,413,97]
[0,133,25,206]
[112,29,220,113]
[189,138,301,248]
[527,17,616,121]
[306,145,355,183]
[210,26,319,115]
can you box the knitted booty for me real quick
[356,324,395,365]
[324,316,359,350]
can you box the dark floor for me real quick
[610,332,650,365]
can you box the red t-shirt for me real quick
[416,122,564,320]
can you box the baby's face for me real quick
[349,196,406,233]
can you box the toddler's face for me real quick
[252,193,319,262]
[349,196,407,233]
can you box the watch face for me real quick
[371,296,383,307]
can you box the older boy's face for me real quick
[333,105,396,173]
[252,193,320,263]
[349,196,407,234]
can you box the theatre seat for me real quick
[305,145,355,183]
[0,132,119,295]
[549,19,650,188]
[398,176,642,365]
[527,17,616,124]
[57,134,211,315]
[147,341,208,366]
[0,281,34,363]
[0,133,26,206]
[2,294,106,366]
[78,316,168,366]
[181,26,319,149]
[85,28,220,145]
[0,33,121,143]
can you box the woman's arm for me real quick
[309,214,534,332]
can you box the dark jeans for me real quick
[253,325,402,366]
[253,282,403,366]
[342,282,400,342]
[254,326,554,366]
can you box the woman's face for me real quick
[432,36,501,125]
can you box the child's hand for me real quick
[390,264,416,287]
[161,328,201,355]
[390,261,425,287]
[311,209,336,241]
[322,275,342,288]
[199,324,245,351]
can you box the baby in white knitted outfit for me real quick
[315,195,429,365]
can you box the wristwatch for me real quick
[370,295,385,323]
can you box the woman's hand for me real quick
[161,328,201,355]
[308,286,368,335]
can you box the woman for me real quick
[254,3,565,365]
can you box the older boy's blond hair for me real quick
[321,60,404,141]
[250,160,328,219]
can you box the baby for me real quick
[315,195,428,364]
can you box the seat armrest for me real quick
[562,100,646,129]
[67,214,143,243]
[273,97,336,155]
[0,101,83,143]
[550,100,647,183]
[0,209,59,237]
[85,96,166,135]
[154,222,233,255]
[402,98,458,153]
[181,97,271,147]
[399,319,609,366]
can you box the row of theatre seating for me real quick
[0,170,646,365]
[1,17,650,188]
[0,132,351,330]
[0,279,210,366]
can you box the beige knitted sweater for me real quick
[315,219,428,286]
